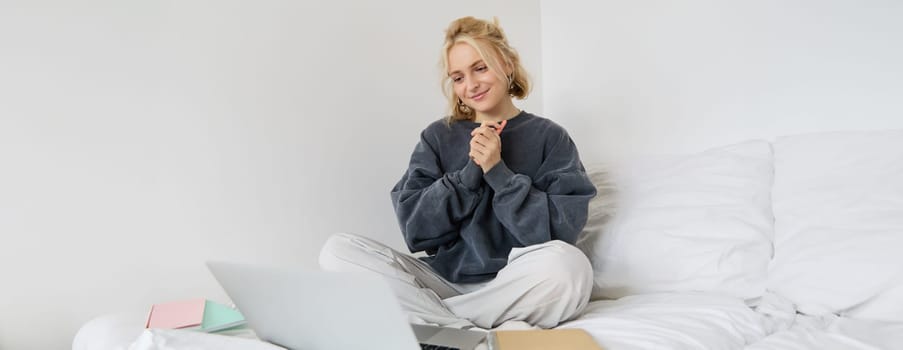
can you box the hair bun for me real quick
[445,16,506,42]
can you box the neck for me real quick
[474,99,521,123]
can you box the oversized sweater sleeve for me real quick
[482,129,597,246]
[390,131,484,253]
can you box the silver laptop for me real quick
[206,261,487,350]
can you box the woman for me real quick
[319,16,596,330]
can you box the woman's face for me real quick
[447,42,510,118]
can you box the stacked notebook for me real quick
[145,298,246,332]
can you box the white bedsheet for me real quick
[744,315,903,350]
[556,292,772,350]
[128,329,284,350]
[71,311,278,350]
[74,293,903,350]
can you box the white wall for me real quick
[0,1,541,348]
[541,0,903,161]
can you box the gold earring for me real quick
[458,99,471,114]
[508,74,516,95]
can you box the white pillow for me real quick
[578,140,775,301]
[768,130,903,321]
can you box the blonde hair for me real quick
[440,16,531,123]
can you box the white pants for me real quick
[318,233,593,329]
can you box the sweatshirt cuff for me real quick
[483,160,515,191]
[459,160,483,191]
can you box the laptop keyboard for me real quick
[420,344,459,350]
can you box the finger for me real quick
[471,137,489,152]
[474,132,497,146]
[485,129,500,142]
[472,135,490,148]
[471,142,487,154]
[482,121,504,134]
[471,126,492,137]
[479,122,500,131]
[469,151,483,164]
[486,122,500,135]
[497,119,507,134]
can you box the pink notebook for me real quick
[145,298,206,329]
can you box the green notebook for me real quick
[201,300,247,332]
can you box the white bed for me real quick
[74,292,903,350]
[74,130,903,349]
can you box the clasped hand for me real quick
[469,121,502,173]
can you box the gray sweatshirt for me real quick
[390,111,596,283]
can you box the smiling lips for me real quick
[470,89,489,101]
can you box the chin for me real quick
[471,100,502,113]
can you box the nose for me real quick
[466,77,480,92]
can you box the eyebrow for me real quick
[448,60,486,76]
